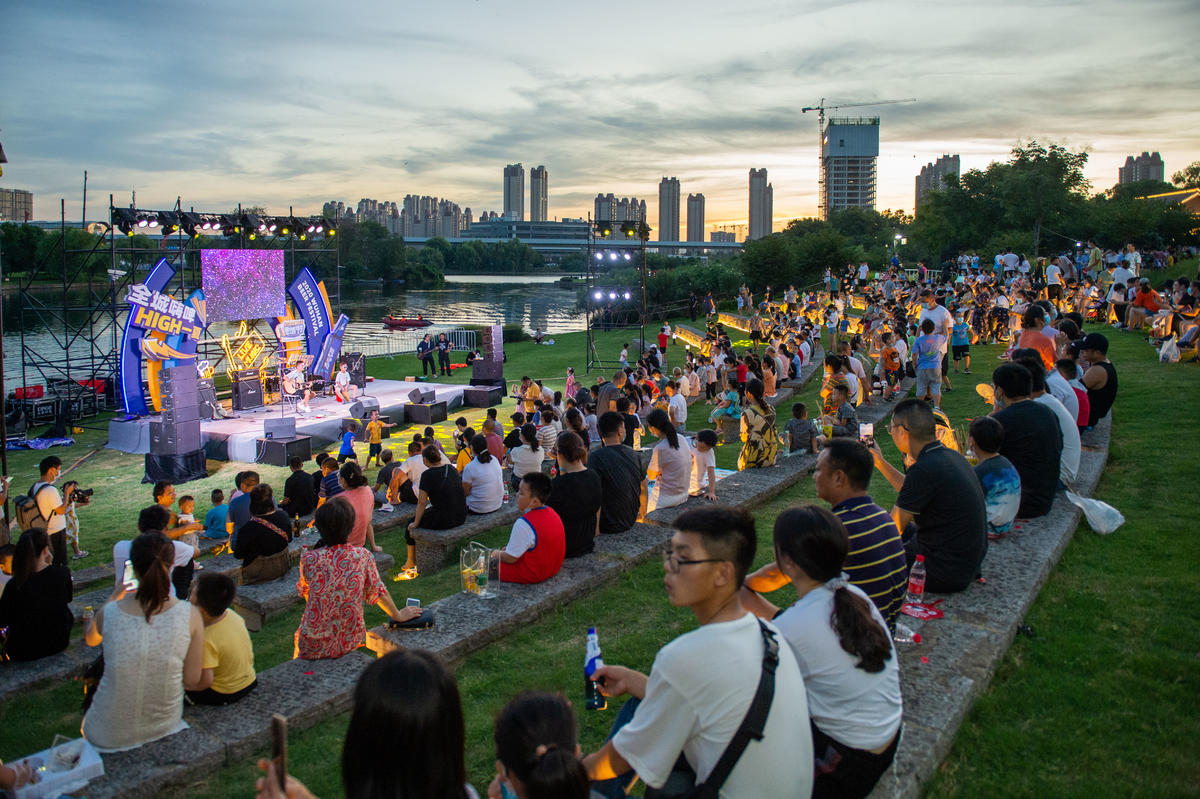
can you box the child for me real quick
[951,312,973,374]
[363,410,395,467]
[452,416,469,452]
[486,407,504,440]
[689,429,719,501]
[455,428,475,472]
[824,384,858,438]
[61,480,88,559]
[186,572,258,706]
[338,422,358,463]
[616,396,642,449]
[619,343,629,369]
[880,332,904,400]
[0,543,15,600]
[911,318,944,410]
[968,416,1021,541]
[177,495,196,526]
[491,472,564,585]
[200,489,228,537]
[784,402,822,454]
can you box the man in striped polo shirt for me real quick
[741,440,908,630]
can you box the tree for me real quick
[999,140,1090,255]
[1171,161,1200,189]
[739,234,797,288]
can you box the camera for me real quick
[73,487,95,504]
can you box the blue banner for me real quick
[287,267,333,357]
[120,259,175,416]
[313,314,349,380]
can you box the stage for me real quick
[107,379,469,464]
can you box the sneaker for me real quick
[381,503,395,513]
[964,369,971,375]
[73,550,89,560]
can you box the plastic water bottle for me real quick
[503,487,510,504]
[905,555,926,606]
[584,627,606,711]
[894,622,922,644]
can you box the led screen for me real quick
[200,249,287,322]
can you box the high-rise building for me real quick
[503,163,525,221]
[820,117,879,219]
[530,165,548,222]
[914,154,960,213]
[687,193,705,243]
[0,188,32,222]
[1118,152,1165,184]
[710,230,736,243]
[748,169,773,240]
[593,193,646,239]
[658,177,680,242]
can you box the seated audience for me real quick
[462,435,505,515]
[334,461,381,552]
[118,505,196,599]
[1017,305,1057,372]
[232,484,293,584]
[186,572,258,706]
[548,431,603,557]
[1079,332,1118,428]
[203,488,230,541]
[506,423,546,493]
[583,506,813,796]
[228,471,261,542]
[83,532,205,752]
[493,473,565,585]
[1012,351,1081,487]
[991,362,1063,518]
[824,384,859,438]
[0,543,13,601]
[588,411,647,534]
[296,501,418,660]
[153,480,203,547]
[373,449,401,508]
[402,445,468,577]
[738,377,780,469]
[280,456,317,518]
[870,399,987,593]
[967,417,1021,540]
[744,506,901,799]
[388,440,427,506]
[492,692,591,799]
[309,454,328,503]
[645,409,693,512]
[0,528,73,661]
[785,401,823,454]
[255,649,474,799]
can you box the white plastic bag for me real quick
[1065,491,1126,535]
[1159,336,1180,363]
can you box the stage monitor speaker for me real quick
[407,388,422,405]
[257,435,313,467]
[462,385,503,408]
[446,393,463,412]
[149,420,202,455]
[198,380,218,420]
[405,401,447,425]
[264,416,297,440]
[338,352,367,388]
[349,396,380,419]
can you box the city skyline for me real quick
[3,1,1199,232]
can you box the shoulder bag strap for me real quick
[695,618,780,795]
[255,515,291,542]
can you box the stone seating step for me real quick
[0,638,99,703]
[233,549,396,632]
[408,505,523,575]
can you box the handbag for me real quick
[650,619,781,798]
[239,517,294,585]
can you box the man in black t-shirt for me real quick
[991,363,1062,518]
[281,456,317,518]
[587,412,647,534]
[871,399,987,593]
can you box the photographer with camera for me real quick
[23,456,77,566]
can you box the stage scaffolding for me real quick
[14,197,340,428]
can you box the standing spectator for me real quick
[295,502,418,660]
[30,456,74,566]
[548,431,602,558]
[186,572,258,706]
[334,462,381,552]
[281,457,316,519]
[588,412,647,534]
[492,473,565,584]
[462,436,504,515]
[645,409,693,513]
[869,399,988,593]
[917,289,953,393]
[0,528,73,661]
[665,381,688,432]
[83,532,205,751]
[597,371,626,415]
[990,363,1063,518]
[911,319,944,409]
[967,417,1021,541]
[1080,333,1118,428]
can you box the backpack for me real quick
[14,482,53,531]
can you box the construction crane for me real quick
[801,98,916,219]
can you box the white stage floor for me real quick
[107,379,468,463]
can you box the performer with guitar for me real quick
[283,355,316,414]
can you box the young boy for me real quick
[316,455,342,510]
[784,402,822,454]
[0,543,14,600]
[491,472,565,585]
[968,416,1022,541]
[620,343,630,369]
[486,407,504,440]
[337,422,358,463]
[204,489,230,541]
[282,456,317,518]
[452,416,469,452]
[911,318,945,410]
[177,495,197,526]
[616,397,642,449]
[951,312,973,374]
[363,409,395,467]
[689,429,719,501]
[879,332,904,401]
[186,572,257,706]
[825,384,859,438]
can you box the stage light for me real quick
[113,208,138,236]
[623,291,631,300]
[594,253,603,261]
[609,292,617,300]
[594,220,613,237]
[157,211,180,234]
[623,252,631,261]
[248,231,257,240]
[180,212,202,237]
[593,291,603,300]
[241,213,262,233]
[621,221,638,238]
[609,252,618,261]
[137,216,149,228]
[219,214,240,236]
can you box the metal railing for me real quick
[342,328,477,358]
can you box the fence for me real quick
[341,328,477,358]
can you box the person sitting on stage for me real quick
[283,357,314,413]
[334,362,358,404]
[492,472,565,585]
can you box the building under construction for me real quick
[820,117,879,219]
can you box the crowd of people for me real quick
[0,243,1152,798]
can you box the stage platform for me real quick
[106,380,469,464]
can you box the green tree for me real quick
[739,234,797,288]
[1170,161,1200,189]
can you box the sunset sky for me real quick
[4,0,1198,233]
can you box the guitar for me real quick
[282,375,313,395]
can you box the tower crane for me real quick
[801,97,916,218]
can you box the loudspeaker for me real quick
[462,385,503,407]
[257,435,313,467]
[162,403,200,426]
[349,396,380,419]
[144,450,206,484]
[232,373,263,410]
[149,420,202,455]
[264,416,297,440]
[405,401,447,425]
[198,380,218,420]
[408,388,422,404]
[338,352,366,388]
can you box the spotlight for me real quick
[623,291,631,300]
[267,220,278,233]
[137,216,149,228]
[623,252,631,261]
[609,292,617,300]
[594,253,603,261]
[594,220,612,237]
[621,221,638,238]
[609,252,617,261]
[248,231,257,241]
[113,208,138,236]
[219,214,241,236]
[180,212,202,237]
[241,213,262,232]
[593,291,603,301]
[157,211,180,234]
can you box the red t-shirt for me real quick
[736,363,749,383]
[1133,290,1162,312]
[499,506,565,585]
[657,332,669,350]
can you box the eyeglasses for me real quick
[888,421,908,433]
[662,550,723,574]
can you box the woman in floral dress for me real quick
[738,378,781,470]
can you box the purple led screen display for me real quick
[200,249,287,322]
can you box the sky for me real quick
[3,0,1199,236]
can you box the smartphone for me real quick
[270,713,288,791]
[406,598,421,608]
[859,422,875,446]
[121,559,139,592]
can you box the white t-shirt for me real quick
[918,304,953,354]
[858,264,869,280]
[111,539,195,591]
[503,514,537,558]
[461,457,503,514]
[689,446,716,495]
[668,393,688,431]
[774,584,902,751]
[613,614,813,797]
[509,444,545,480]
[1046,264,1062,286]
[335,370,350,387]
[401,454,428,486]
[798,340,812,366]
[648,437,693,502]
[1002,252,1019,271]
[1044,370,1079,421]
[1110,266,1134,289]
[1034,394,1080,484]
[33,482,66,534]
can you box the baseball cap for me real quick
[1080,332,1109,354]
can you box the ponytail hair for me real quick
[494,692,590,799]
[520,423,540,452]
[11,527,49,590]
[339,460,369,489]
[646,409,679,449]
[471,434,492,464]
[772,506,892,673]
[130,531,175,622]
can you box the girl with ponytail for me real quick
[748,505,902,799]
[645,409,692,513]
[492,691,591,799]
[83,531,205,752]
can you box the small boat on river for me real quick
[382,315,433,330]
